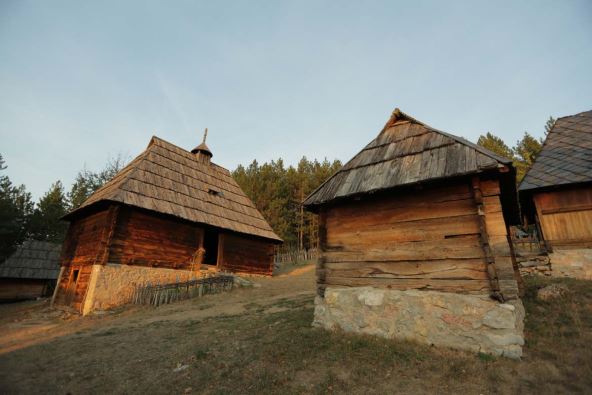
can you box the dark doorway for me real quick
[203,228,219,266]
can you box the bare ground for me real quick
[0,264,591,394]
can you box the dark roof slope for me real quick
[304,108,513,208]
[519,110,592,192]
[65,136,282,243]
[0,240,61,280]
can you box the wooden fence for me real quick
[131,275,234,307]
[274,248,318,264]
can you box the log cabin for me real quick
[303,109,525,358]
[519,110,592,279]
[53,133,282,315]
[0,240,61,301]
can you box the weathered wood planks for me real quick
[316,180,494,296]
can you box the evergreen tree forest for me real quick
[0,155,127,262]
[476,121,550,183]
[233,157,342,250]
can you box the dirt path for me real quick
[0,264,315,355]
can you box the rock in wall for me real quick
[314,287,525,359]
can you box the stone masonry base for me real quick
[82,264,203,315]
[549,249,592,280]
[314,287,525,359]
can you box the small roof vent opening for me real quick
[208,188,223,197]
[192,128,213,164]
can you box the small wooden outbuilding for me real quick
[53,135,282,314]
[0,240,61,301]
[304,109,525,358]
[519,110,592,278]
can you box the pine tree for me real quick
[477,132,514,160]
[232,156,341,249]
[513,132,544,182]
[544,116,556,135]
[0,154,34,261]
[30,181,69,242]
[68,155,127,210]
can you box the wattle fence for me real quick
[274,248,318,265]
[131,275,235,307]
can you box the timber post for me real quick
[317,208,327,297]
[471,176,504,302]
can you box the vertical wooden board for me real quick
[480,180,501,196]
[489,235,512,256]
[484,211,508,237]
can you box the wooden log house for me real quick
[0,240,61,301]
[303,109,525,358]
[53,133,282,314]
[519,110,592,279]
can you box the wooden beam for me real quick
[317,209,327,297]
[471,176,504,302]
[97,205,120,265]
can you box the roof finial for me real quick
[202,128,208,144]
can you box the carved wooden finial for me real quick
[202,128,208,144]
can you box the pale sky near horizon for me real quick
[1,0,591,200]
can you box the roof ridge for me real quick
[65,135,282,242]
[304,108,515,208]
[150,135,232,174]
[382,109,511,165]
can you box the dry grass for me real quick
[0,275,591,394]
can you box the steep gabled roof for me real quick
[519,110,592,192]
[65,136,282,242]
[304,109,513,208]
[0,240,61,280]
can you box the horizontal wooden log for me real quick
[327,198,477,230]
[321,259,488,280]
[327,214,480,245]
[321,276,491,294]
[324,235,484,262]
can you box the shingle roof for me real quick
[65,136,282,242]
[303,108,512,208]
[0,240,61,280]
[519,110,592,191]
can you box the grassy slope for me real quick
[0,277,591,394]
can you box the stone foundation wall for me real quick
[549,249,592,280]
[518,255,552,276]
[82,264,203,315]
[314,287,525,359]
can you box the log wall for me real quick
[534,186,592,249]
[221,233,275,275]
[56,203,276,312]
[317,178,520,299]
[108,206,200,269]
[60,207,112,267]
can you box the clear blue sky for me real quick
[1,1,591,200]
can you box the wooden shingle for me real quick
[519,110,592,192]
[304,109,512,208]
[66,136,282,242]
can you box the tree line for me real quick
[0,116,552,261]
[476,116,554,182]
[0,154,126,262]
[232,157,342,250]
